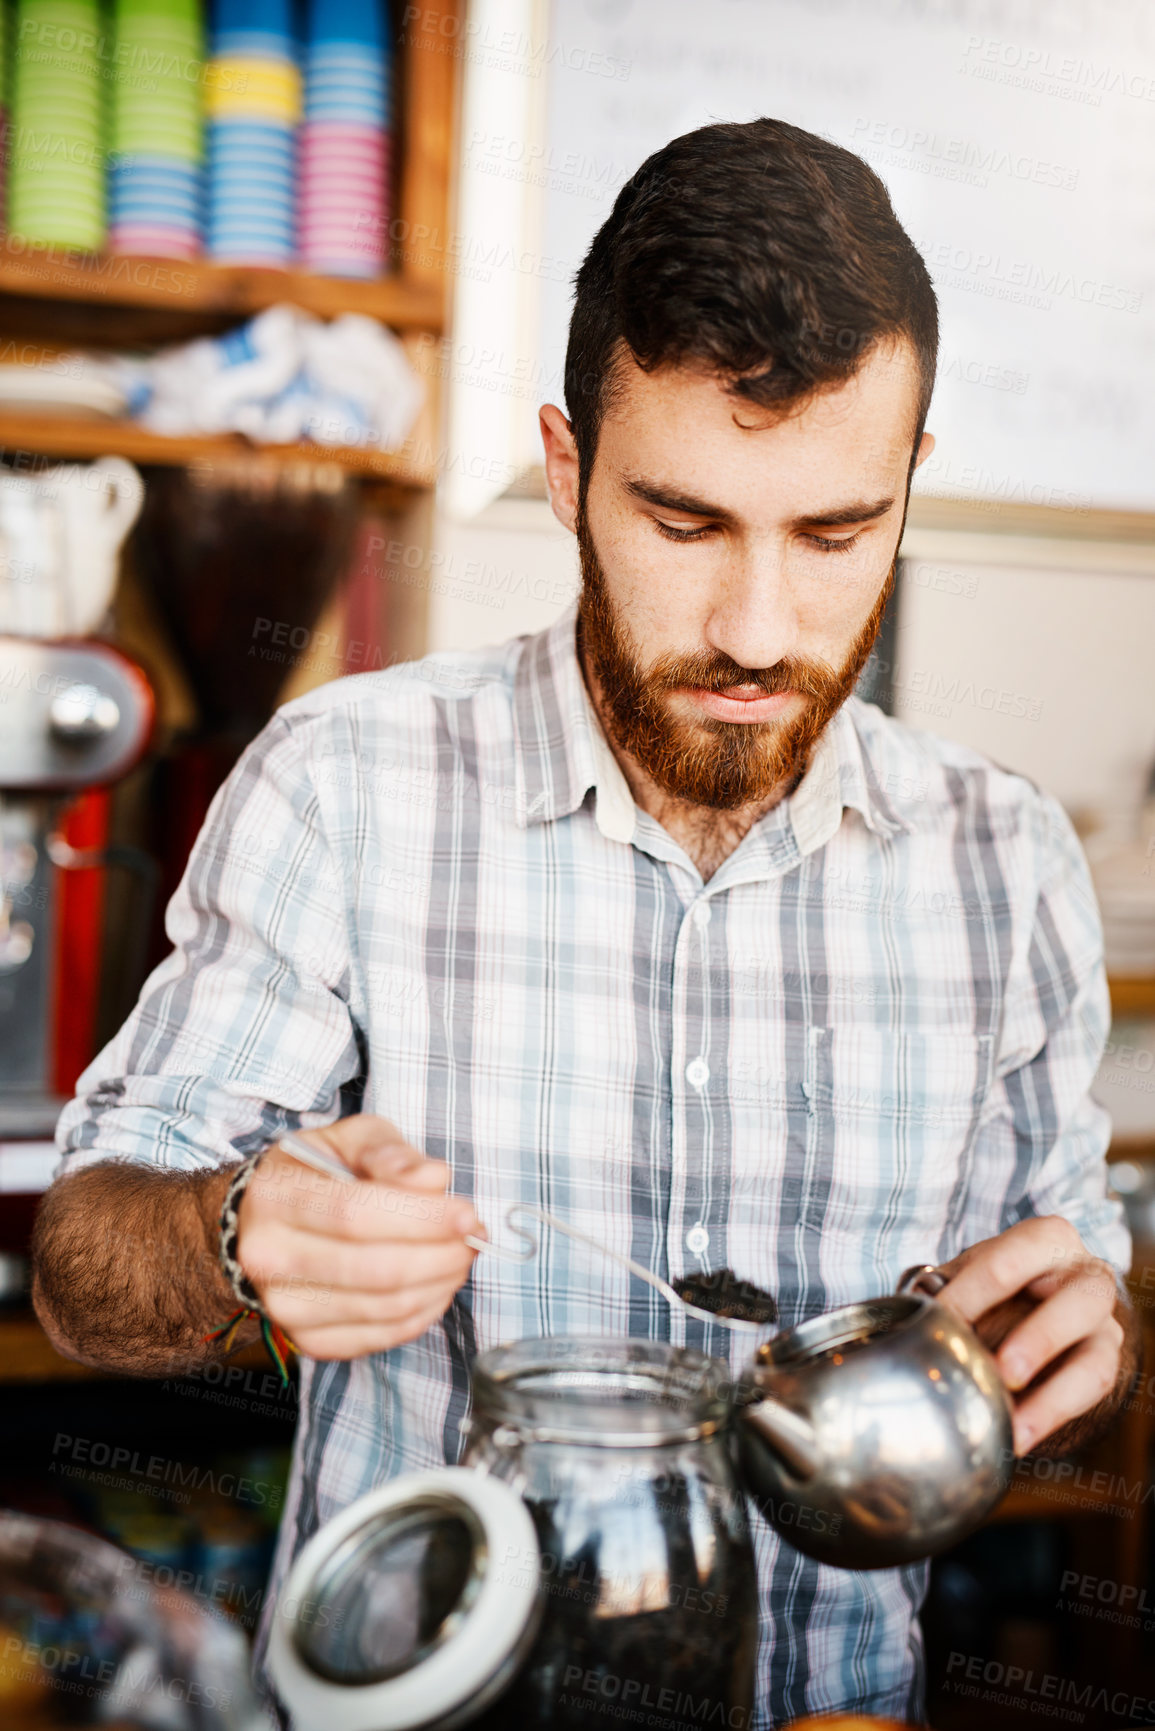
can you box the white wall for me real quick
[427,498,578,654]
[894,555,1155,815]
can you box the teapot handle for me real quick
[896,1262,947,1297]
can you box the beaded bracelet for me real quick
[206,1150,299,1385]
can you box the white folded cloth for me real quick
[112,303,425,451]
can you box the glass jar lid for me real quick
[268,1468,542,1731]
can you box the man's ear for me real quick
[913,429,936,469]
[539,403,580,534]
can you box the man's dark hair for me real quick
[564,117,939,499]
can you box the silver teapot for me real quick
[733,1266,1014,1569]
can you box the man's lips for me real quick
[680,685,798,724]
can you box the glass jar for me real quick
[461,1335,758,1731]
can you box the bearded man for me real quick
[34,117,1134,1726]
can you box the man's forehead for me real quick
[599,334,920,459]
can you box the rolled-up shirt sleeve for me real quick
[968,787,1131,1277]
[54,709,362,1178]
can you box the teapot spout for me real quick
[739,1395,821,1481]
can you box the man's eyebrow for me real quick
[792,496,896,529]
[623,476,741,523]
[621,476,896,529]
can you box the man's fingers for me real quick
[246,1158,479,1243]
[266,1269,470,1332]
[358,1146,449,1187]
[969,1293,1039,1356]
[322,1181,479,1243]
[935,1214,1083,1323]
[308,1113,413,1168]
[243,1224,478,1294]
[289,1295,460,1362]
[283,1116,440,1183]
[232,1118,482,1364]
[1012,1322,1124,1455]
[994,1266,1119,1392]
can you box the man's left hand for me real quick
[933,1215,1128,1456]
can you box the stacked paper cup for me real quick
[109,0,204,258]
[8,0,106,251]
[297,0,391,277]
[205,0,299,265]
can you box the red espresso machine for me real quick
[0,634,154,1298]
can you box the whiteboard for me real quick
[534,0,1155,512]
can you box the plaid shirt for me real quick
[56,603,1128,1726]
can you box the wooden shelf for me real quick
[0,1309,275,1383]
[905,492,1155,545]
[0,324,443,492]
[0,249,445,330]
[0,1312,106,1382]
[1110,976,1155,1019]
[0,409,435,485]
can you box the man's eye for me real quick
[653,519,715,543]
[805,532,863,555]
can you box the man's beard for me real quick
[575,502,896,811]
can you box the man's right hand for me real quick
[235,1114,484,1360]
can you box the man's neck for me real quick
[579,648,803,883]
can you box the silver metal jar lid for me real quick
[267,1467,542,1731]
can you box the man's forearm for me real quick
[31,1160,256,1375]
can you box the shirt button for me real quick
[685,1056,710,1088]
[692,900,712,928]
[686,1223,710,1256]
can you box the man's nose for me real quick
[703,544,801,671]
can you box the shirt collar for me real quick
[787,698,914,850]
[511,603,630,841]
[511,604,912,852]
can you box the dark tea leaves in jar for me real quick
[673,1268,777,1324]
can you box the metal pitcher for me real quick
[733,1267,1014,1569]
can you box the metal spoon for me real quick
[275,1134,772,1337]
[465,1202,774,1337]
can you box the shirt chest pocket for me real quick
[799,1026,995,1243]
